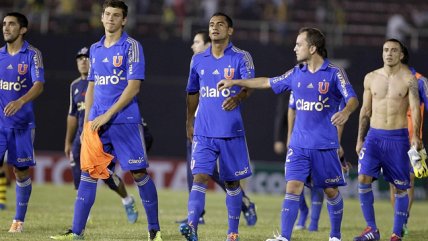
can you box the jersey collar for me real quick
[0,41,29,54]
[203,42,233,57]
[95,32,129,48]
[301,58,330,72]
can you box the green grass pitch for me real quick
[0,184,427,240]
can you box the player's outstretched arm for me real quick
[4,81,44,117]
[217,77,271,91]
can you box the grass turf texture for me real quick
[0,184,427,240]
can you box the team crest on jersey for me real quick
[318,81,329,94]
[18,64,28,75]
[223,66,235,80]
[113,55,123,67]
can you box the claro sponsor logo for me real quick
[325,176,341,184]
[200,86,235,98]
[95,75,122,85]
[0,77,27,91]
[17,156,33,163]
[235,167,249,176]
[393,179,409,186]
[296,95,330,111]
[95,69,126,86]
[128,157,146,164]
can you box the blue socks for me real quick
[281,193,300,239]
[188,183,207,231]
[393,192,408,235]
[296,192,308,227]
[72,173,97,235]
[135,174,160,231]
[327,192,343,239]
[309,187,324,231]
[358,183,377,229]
[15,177,32,221]
[226,186,243,234]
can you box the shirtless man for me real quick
[354,39,422,241]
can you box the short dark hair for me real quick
[194,30,211,44]
[4,12,28,29]
[211,12,233,28]
[102,0,128,18]
[384,38,405,52]
[298,27,328,58]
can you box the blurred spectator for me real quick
[386,13,416,43]
[201,0,219,22]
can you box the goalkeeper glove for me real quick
[408,146,428,178]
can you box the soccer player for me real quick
[0,12,45,233]
[287,92,325,232]
[388,45,428,237]
[177,29,257,227]
[218,27,359,241]
[354,39,422,241]
[179,13,255,241]
[64,47,139,224]
[50,1,162,240]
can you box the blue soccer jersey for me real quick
[87,32,144,124]
[186,43,255,137]
[0,41,44,128]
[68,77,88,138]
[270,59,356,149]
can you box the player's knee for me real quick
[286,180,304,195]
[224,180,239,189]
[358,174,372,184]
[13,166,30,180]
[323,187,338,198]
[193,174,209,185]
[395,188,407,195]
[130,168,148,180]
[103,173,122,191]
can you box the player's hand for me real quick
[331,110,350,126]
[222,95,240,111]
[408,146,428,178]
[64,141,72,160]
[217,79,234,91]
[91,113,112,131]
[4,99,25,116]
[341,160,352,173]
[338,145,344,158]
[274,141,286,155]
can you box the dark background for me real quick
[19,33,428,164]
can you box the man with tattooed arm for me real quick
[354,39,422,241]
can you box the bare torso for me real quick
[367,66,414,129]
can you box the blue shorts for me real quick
[191,135,252,181]
[98,124,148,171]
[0,127,35,168]
[285,146,346,188]
[358,128,410,190]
